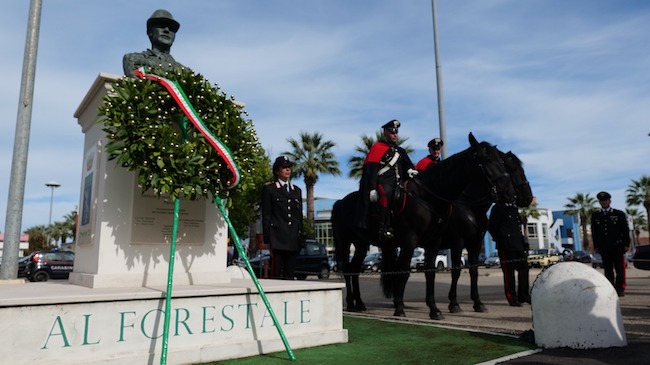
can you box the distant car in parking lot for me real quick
[591,253,603,268]
[484,252,500,268]
[23,249,75,282]
[243,239,330,279]
[363,252,383,272]
[568,250,592,264]
[527,249,561,268]
[632,244,650,270]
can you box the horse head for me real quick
[468,133,516,204]
[502,151,533,207]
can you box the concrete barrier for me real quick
[531,262,626,349]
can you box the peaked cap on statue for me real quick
[147,9,180,33]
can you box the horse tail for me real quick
[380,247,396,298]
[332,200,346,269]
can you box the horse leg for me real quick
[448,248,463,313]
[351,273,366,311]
[343,273,357,311]
[469,262,486,312]
[448,265,462,313]
[425,268,444,320]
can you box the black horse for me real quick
[332,133,516,318]
[443,150,533,316]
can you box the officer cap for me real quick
[147,9,180,33]
[427,138,444,150]
[596,191,611,201]
[273,156,293,171]
[382,119,400,133]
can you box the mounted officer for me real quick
[415,138,443,171]
[360,120,417,241]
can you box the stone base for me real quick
[0,275,347,364]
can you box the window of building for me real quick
[526,223,538,239]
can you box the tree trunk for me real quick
[582,222,591,252]
[306,182,315,238]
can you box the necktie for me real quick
[284,184,290,193]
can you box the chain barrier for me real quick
[294,256,532,278]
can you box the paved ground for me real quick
[336,264,650,365]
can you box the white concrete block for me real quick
[531,262,627,349]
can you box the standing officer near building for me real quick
[360,120,417,241]
[488,201,530,306]
[591,191,630,297]
[123,9,186,77]
[261,156,304,280]
[415,138,444,171]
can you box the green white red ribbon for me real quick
[134,67,241,189]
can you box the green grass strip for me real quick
[199,315,536,365]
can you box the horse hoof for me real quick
[430,311,444,320]
[448,304,463,313]
[345,307,360,313]
[474,304,487,313]
[394,311,406,317]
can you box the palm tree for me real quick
[564,193,597,252]
[625,208,647,248]
[63,210,78,243]
[284,132,341,233]
[347,130,413,180]
[24,225,50,252]
[626,175,650,226]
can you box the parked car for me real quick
[568,250,592,264]
[591,253,603,268]
[363,252,383,272]
[23,249,75,282]
[484,252,500,268]
[632,244,650,271]
[244,239,330,279]
[527,249,560,268]
[410,249,455,271]
[477,253,487,266]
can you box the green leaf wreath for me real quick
[98,67,262,201]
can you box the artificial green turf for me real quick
[200,315,536,365]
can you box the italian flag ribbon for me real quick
[134,67,241,189]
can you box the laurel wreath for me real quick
[98,67,261,201]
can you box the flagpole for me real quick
[431,0,448,159]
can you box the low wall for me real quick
[0,278,347,364]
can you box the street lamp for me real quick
[45,181,61,226]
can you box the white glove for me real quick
[369,189,378,203]
[407,168,419,178]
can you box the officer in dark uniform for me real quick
[261,156,304,279]
[360,120,417,241]
[123,9,186,77]
[488,201,530,306]
[591,191,630,297]
[415,138,444,171]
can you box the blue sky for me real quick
[1,0,649,232]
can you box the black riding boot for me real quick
[377,205,393,241]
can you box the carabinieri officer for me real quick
[261,156,304,279]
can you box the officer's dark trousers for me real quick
[499,250,529,304]
[601,249,626,293]
[271,249,298,280]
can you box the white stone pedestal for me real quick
[71,73,230,289]
[531,262,627,349]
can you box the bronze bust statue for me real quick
[123,9,185,76]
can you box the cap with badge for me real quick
[273,155,293,171]
[427,138,444,150]
[596,191,611,201]
[382,119,400,134]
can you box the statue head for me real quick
[146,9,180,33]
[146,9,180,52]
